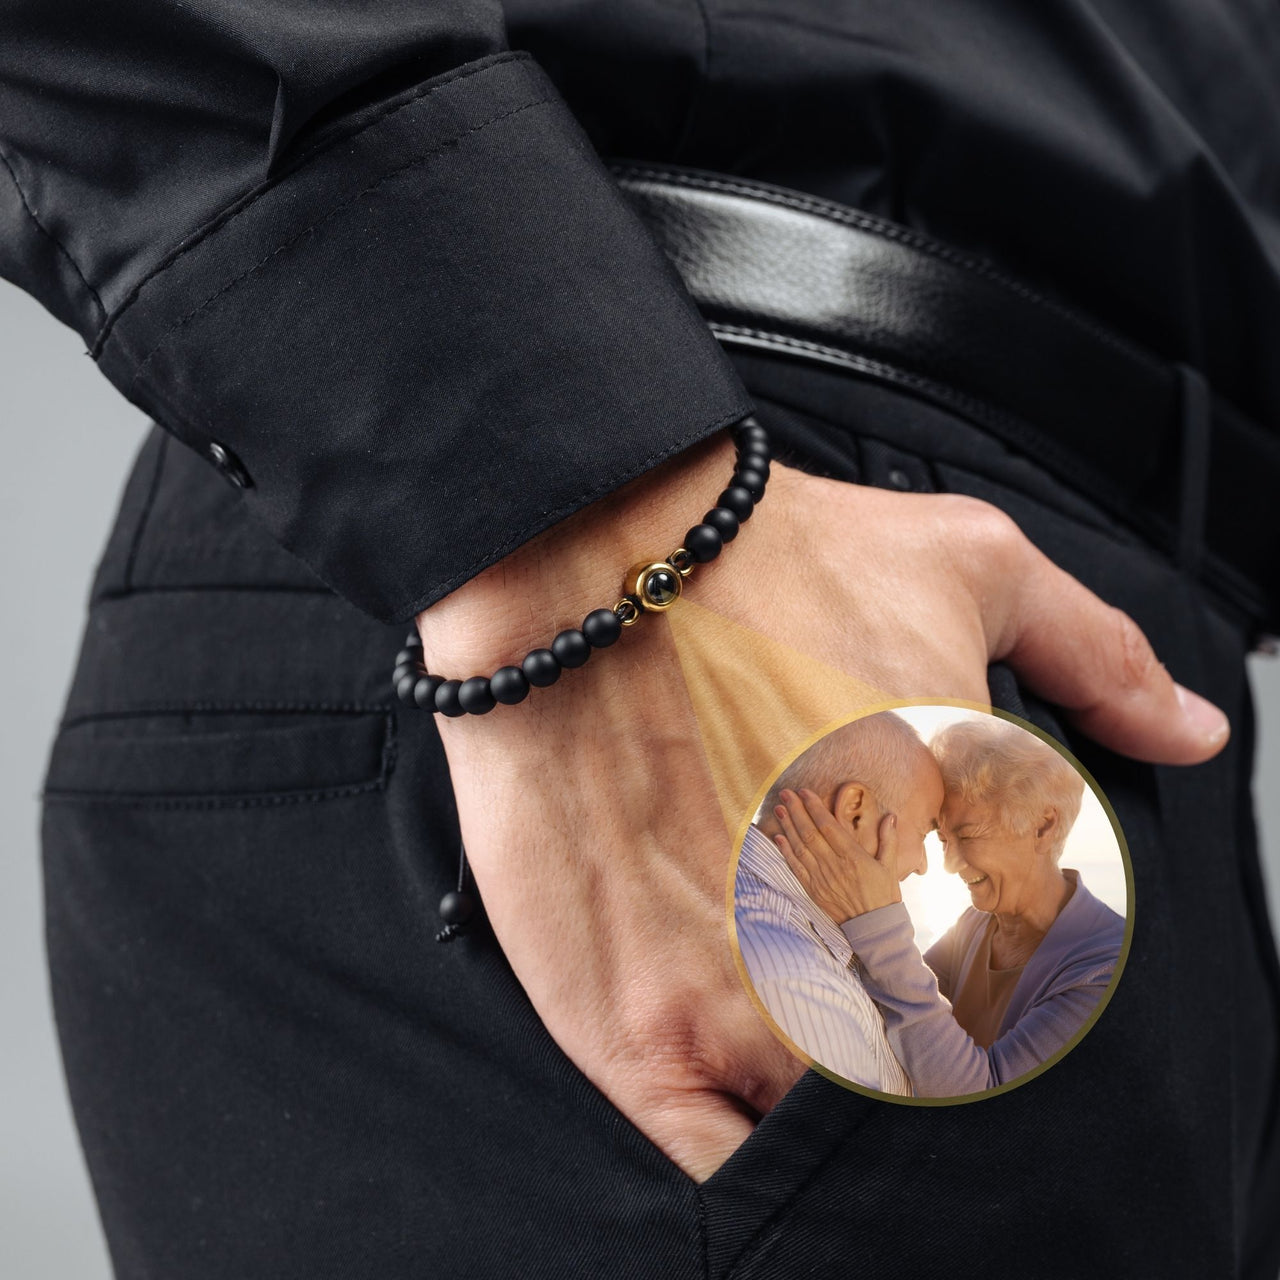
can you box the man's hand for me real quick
[773,791,901,923]
[414,428,1228,1184]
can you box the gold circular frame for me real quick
[726,695,1136,1107]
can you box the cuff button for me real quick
[207,440,252,489]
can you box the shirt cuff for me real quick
[92,52,753,623]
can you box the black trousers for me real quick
[41,347,1280,1279]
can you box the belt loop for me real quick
[1174,361,1211,580]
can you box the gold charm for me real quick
[625,560,684,612]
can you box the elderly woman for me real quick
[773,716,1125,1097]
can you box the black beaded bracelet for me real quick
[390,415,771,717]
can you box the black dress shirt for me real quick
[3,2,1277,623]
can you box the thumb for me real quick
[976,511,1230,765]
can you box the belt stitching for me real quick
[611,163,1160,369]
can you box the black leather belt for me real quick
[611,162,1280,634]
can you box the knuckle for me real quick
[939,495,1028,579]
[949,494,1019,542]
[611,996,738,1095]
[613,996,699,1066]
[1110,606,1160,694]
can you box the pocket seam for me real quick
[41,709,397,809]
[59,699,392,731]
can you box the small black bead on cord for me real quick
[436,840,477,943]
[392,415,771,716]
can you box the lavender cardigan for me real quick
[840,868,1125,1097]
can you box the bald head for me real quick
[759,711,931,821]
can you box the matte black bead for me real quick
[394,647,420,669]
[582,607,622,648]
[736,448,771,476]
[734,467,767,501]
[439,890,476,925]
[434,680,466,717]
[396,672,419,704]
[736,439,770,463]
[717,485,755,521]
[703,506,740,542]
[458,676,496,715]
[403,632,423,649]
[523,649,562,687]
[393,663,416,687]
[551,629,591,668]
[490,665,530,705]
[685,523,724,564]
[733,421,769,448]
[414,675,444,709]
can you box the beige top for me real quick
[949,917,1027,1049]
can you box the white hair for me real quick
[930,717,1084,862]
[760,711,927,819]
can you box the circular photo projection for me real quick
[730,702,1132,1103]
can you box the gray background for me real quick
[3,278,1279,1277]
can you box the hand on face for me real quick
[772,787,906,923]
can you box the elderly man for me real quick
[734,711,944,1094]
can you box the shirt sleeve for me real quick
[841,903,1112,1097]
[734,872,910,1096]
[0,1,753,623]
[922,924,958,1001]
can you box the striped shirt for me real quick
[734,823,911,1096]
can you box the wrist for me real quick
[414,425,743,673]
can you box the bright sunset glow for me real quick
[900,831,974,952]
